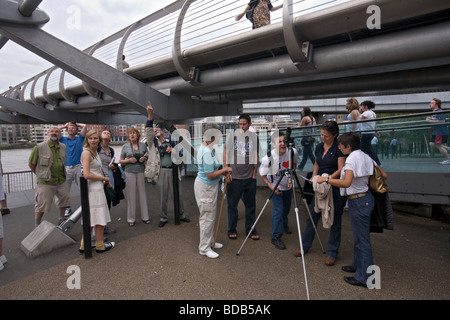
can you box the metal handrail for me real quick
[2,170,35,193]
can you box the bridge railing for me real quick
[2,0,349,105]
[2,170,35,193]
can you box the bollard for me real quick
[172,165,180,225]
[80,176,92,259]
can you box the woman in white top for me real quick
[80,130,115,254]
[360,100,381,165]
[345,98,361,133]
[316,132,387,288]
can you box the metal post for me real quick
[80,176,92,259]
[172,165,180,225]
[18,0,44,17]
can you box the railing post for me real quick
[80,176,92,259]
[173,165,180,225]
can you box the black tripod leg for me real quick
[292,171,326,254]
[236,170,286,256]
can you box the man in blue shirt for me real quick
[59,122,87,216]
[426,98,449,165]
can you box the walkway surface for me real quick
[0,176,449,304]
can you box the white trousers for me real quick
[194,178,219,253]
[125,172,149,223]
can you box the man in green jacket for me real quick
[28,127,70,227]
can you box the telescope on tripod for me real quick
[236,127,325,300]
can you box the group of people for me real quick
[2,96,446,288]
[194,109,390,288]
[25,104,191,256]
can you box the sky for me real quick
[0,0,177,91]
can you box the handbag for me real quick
[104,184,116,202]
[369,165,388,194]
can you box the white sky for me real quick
[0,0,177,91]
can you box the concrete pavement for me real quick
[0,176,449,301]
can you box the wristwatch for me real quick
[325,176,329,184]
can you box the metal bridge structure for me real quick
[0,0,449,125]
[0,0,449,207]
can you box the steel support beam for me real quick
[0,24,170,119]
[0,95,92,123]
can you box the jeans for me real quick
[348,192,375,284]
[298,144,315,171]
[361,134,381,165]
[271,188,293,239]
[301,186,346,259]
[227,178,257,235]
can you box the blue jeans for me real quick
[227,178,257,236]
[348,192,375,284]
[271,189,293,239]
[301,186,346,259]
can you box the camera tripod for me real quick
[236,131,325,300]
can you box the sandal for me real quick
[143,220,151,224]
[250,234,260,240]
[128,222,135,227]
[228,234,237,240]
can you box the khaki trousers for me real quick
[194,179,218,253]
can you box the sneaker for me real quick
[96,241,115,253]
[0,255,7,265]
[1,208,10,215]
[199,249,219,259]
[271,237,286,250]
[439,159,450,165]
[0,261,3,271]
[78,245,96,255]
[64,207,72,217]
[104,226,116,234]
[213,242,223,249]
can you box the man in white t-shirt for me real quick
[259,131,299,250]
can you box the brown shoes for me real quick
[325,257,336,266]
[293,249,302,257]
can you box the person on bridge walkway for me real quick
[79,130,115,254]
[235,0,283,29]
[298,107,316,171]
[359,100,381,165]
[0,151,10,216]
[259,131,299,250]
[345,98,361,133]
[316,132,388,288]
[144,103,190,228]
[120,128,150,226]
[224,113,259,240]
[294,121,346,266]
[0,203,6,272]
[28,127,70,227]
[195,123,232,259]
[426,98,450,165]
[59,122,87,217]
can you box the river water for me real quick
[0,146,123,172]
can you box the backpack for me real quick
[246,9,253,22]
